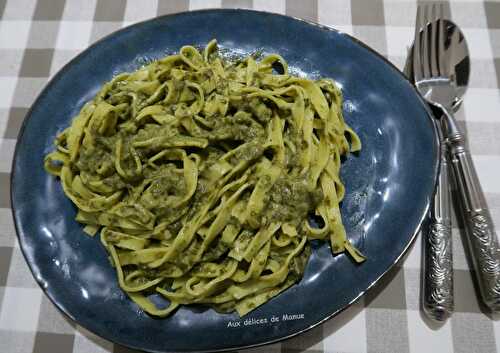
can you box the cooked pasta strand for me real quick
[44,39,364,318]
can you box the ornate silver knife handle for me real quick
[446,121,500,312]
[423,138,454,321]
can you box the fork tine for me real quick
[430,5,439,76]
[436,2,444,19]
[447,27,461,78]
[414,3,425,38]
[412,5,424,82]
[437,5,447,76]
[422,5,431,78]
[442,2,451,18]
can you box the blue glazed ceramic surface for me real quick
[11,9,438,353]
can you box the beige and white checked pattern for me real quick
[1,0,500,352]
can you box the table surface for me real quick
[1,0,500,352]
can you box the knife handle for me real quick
[443,111,500,312]
[423,137,454,321]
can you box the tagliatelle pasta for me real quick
[44,39,364,317]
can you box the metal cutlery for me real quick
[413,6,500,312]
[411,4,454,321]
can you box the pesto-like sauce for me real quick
[44,40,363,318]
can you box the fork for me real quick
[412,4,454,321]
[414,6,500,312]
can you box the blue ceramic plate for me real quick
[12,9,438,353]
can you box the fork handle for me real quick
[423,138,454,321]
[443,111,500,312]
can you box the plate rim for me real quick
[10,8,440,353]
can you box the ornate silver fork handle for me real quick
[423,130,453,320]
[444,113,500,311]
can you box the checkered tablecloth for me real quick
[1,0,500,352]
